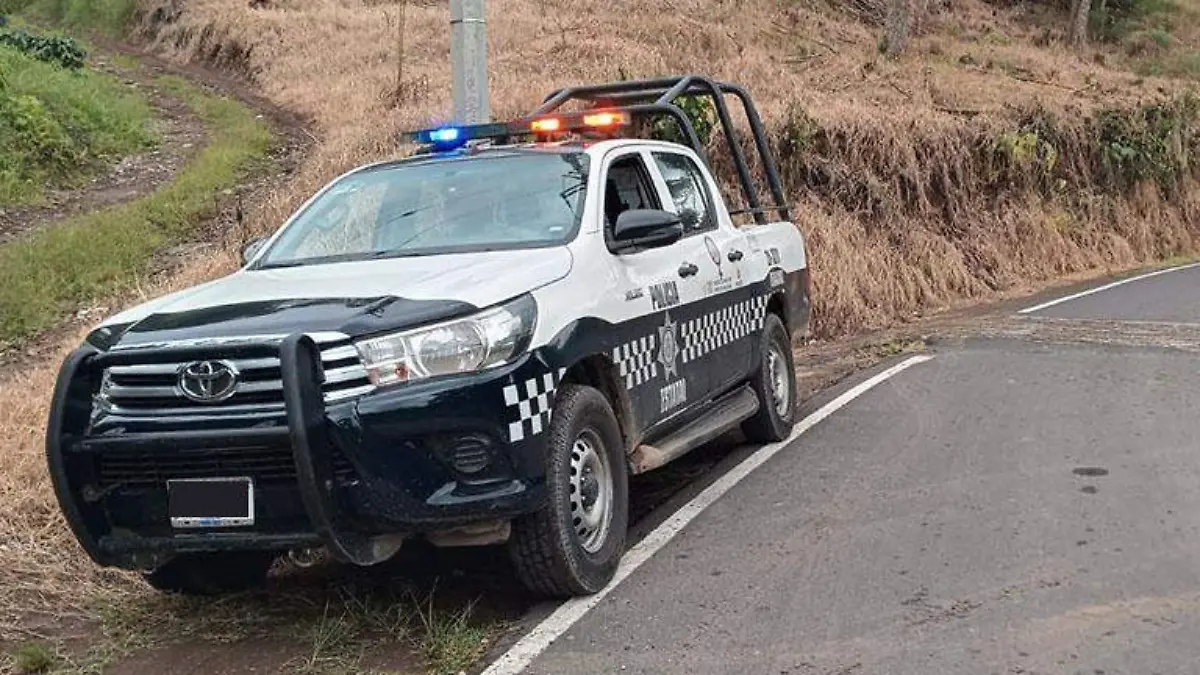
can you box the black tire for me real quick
[143,551,275,596]
[742,312,798,443]
[508,384,629,598]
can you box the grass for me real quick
[414,599,491,675]
[1,0,139,37]
[9,642,60,673]
[0,73,269,346]
[0,43,155,205]
[0,571,498,675]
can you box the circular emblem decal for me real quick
[178,360,240,403]
[657,313,680,379]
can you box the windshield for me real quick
[256,152,590,267]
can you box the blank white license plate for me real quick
[167,477,255,529]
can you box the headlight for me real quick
[354,295,536,387]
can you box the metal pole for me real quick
[450,0,489,124]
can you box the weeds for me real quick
[413,594,490,675]
[1095,94,1199,193]
[0,74,268,345]
[10,0,138,36]
[0,43,154,204]
[10,642,59,674]
[0,28,86,68]
[291,603,365,675]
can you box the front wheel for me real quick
[742,312,798,443]
[508,384,628,598]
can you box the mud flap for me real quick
[280,334,400,566]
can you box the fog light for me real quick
[449,434,493,474]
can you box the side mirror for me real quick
[611,209,683,252]
[242,236,268,265]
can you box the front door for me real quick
[601,150,718,430]
[646,149,754,397]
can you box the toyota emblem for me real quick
[178,360,240,403]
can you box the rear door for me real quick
[646,149,754,396]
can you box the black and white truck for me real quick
[46,76,811,597]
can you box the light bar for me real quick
[404,109,634,150]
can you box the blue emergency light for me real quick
[407,122,513,152]
[428,127,461,144]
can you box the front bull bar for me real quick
[279,333,404,565]
[45,335,403,570]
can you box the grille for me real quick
[99,341,374,416]
[96,444,356,488]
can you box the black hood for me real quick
[104,296,479,349]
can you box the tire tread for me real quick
[509,384,627,598]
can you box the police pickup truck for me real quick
[46,76,811,598]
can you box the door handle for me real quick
[727,249,744,262]
[678,262,699,278]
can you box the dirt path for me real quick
[0,58,207,244]
[0,39,311,373]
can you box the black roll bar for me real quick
[532,75,791,224]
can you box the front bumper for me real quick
[46,336,555,570]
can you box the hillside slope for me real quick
[129,0,1200,337]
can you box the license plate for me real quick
[168,477,254,529]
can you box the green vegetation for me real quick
[418,609,491,674]
[1096,94,1199,192]
[1139,50,1200,80]
[10,641,59,674]
[651,95,718,147]
[0,28,85,68]
[0,74,270,345]
[988,95,1200,194]
[0,43,154,204]
[0,0,138,36]
[1091,0,1180,43]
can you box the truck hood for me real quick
[97,247,573,349]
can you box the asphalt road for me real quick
[1025,263,1200,324]
[498,265,1200,675]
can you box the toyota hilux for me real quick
[46,75,811,597]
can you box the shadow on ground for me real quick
[83,432,751,675]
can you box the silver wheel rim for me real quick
[569,429,613,554]
[767,344,791,417]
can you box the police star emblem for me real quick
[658,312,680,379]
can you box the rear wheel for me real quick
[508,384,628,597]
[742,312,797,443]
[143,551,275,595]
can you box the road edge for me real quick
[479,353,936,675]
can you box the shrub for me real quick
[0,28,86,69]
[0,43,153,203]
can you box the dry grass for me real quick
[3,0,1200,669]
[121,0,1200,336]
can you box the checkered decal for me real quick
[503,368,566,443]
[612,335,658,390]
[680,295,769,364]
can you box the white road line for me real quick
[480,353,936,675]
[1018,262,1200,315]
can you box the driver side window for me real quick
[603,154,661,240]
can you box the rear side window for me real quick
[651,152,715,234]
